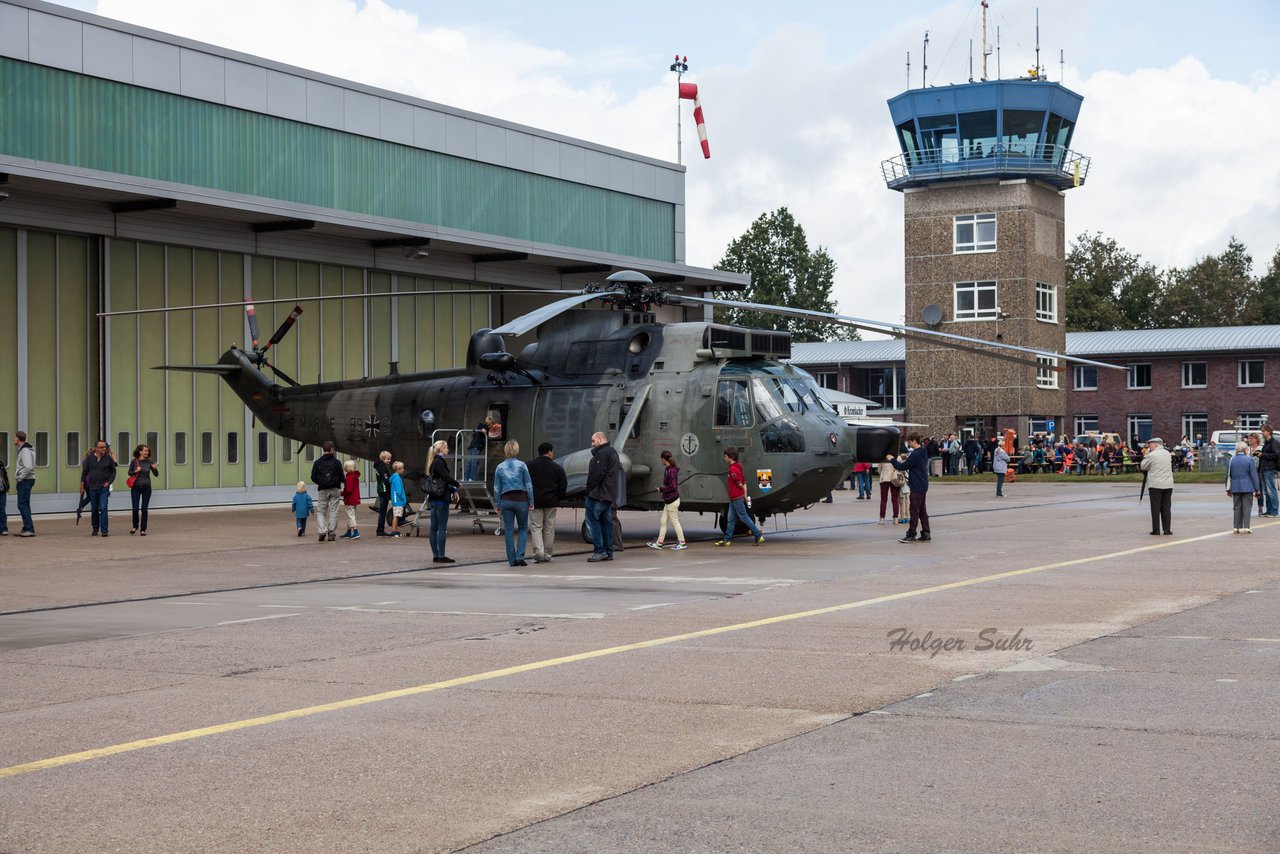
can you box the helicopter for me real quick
[137,270,1122,530]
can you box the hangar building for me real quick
[0,0,745,512]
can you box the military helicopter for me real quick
[135,270,1120,531]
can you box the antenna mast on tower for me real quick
[1035,8,1042,79]
[906,52,911,89]
[981,0,992,80]
[922,31,929,88]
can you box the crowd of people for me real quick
[909,431,1229,478]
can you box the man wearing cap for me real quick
[1140,437,1174,536]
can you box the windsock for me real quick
[678,82,710,159]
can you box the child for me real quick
[340,459,362,540]
[389,461,407,538]
[647,450,687,550]
[714,447,763,547]
[291,481,314,537]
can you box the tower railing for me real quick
[881,143,1090,191]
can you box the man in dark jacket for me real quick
[889,432,931,543]
[82,439,118,537]
[373,450,392,536]
[585,432,620,562]
[311,441,345,542]
[528,442,568,563]
[1259,425,1280,517]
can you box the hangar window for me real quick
[117,433,130,457]
[282,438,293,463]
[174,432,188,465]
[305,444,316,462]
[66,432,81,465]
[35,432,49,467]
[0,432,7,467]
[227,432,240,465]
[257,432,270,464]
[201,432,214,465]
[146,432,159,454]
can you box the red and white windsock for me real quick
[678,82,711,159]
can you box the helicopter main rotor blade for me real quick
[673,294,1126,372]
[96,288,584,318]
[261,305,303,354]
[491,290,625,337]
[264,360,301,387]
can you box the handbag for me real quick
[126,475,136,489]
[426,474,448,500]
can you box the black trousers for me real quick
[1148,488,1172,534]
[908,491,930,536]
[375,493,390,534]
[130,484,152,532]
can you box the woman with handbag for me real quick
[878,457,903,524]
[425,440,459,563]
[128,443,160,535]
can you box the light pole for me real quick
[670,54,688,164]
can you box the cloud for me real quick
[87,0,1280,327]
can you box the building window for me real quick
[1182,414,1208,444]
[174,432,188,465]
[1037,356,1059,389]
[1238,413,1266,432]
[1127,364,1151,390]
[35,432,50,467]
[1239,360,1264,387]
[257,432,270,464]
[864,366,905,410]
[146,432,159,453]
[815,371,838,390]
[117,432,130,457]
[1073,366,1097,390]
[954,281,998,320]
[66,432,81,465]
[1127,414,1153,445]
[201,432,214,465]
[1035,283,1057,323]
[1074,415,1099,436]
[954,213,996,253]
[282,438,293,464]
[227,432,240,465]
[304,444,316,462]
[1181,362,1207,388]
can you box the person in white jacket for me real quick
[1140,437,1175,536]
[13,431,37,537]
[992,443,1010,497]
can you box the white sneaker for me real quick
[646,541,665,550]
[671,543,688,550]
[877,518,885,525]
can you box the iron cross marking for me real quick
[362,415,382,440]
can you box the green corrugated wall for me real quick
[0,58,676,262]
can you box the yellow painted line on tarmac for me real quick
[2,523,1273,780]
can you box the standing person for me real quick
[291,482,314,536]
[1141,437,1174,536]
[1258,425,1279,517]
[1227,442,1262,534]
[388,461,407,538]
[964,436,981,475]
[13,432,36,537]
[494,440,534,567]
[853,462,872,499]
[310,440,344,542]
[888,433,930,543]
[585,431,620,562]
[648,450,687,549]
[82,439,117,537]
[528,442,567,563]
[1247,432,1264,517]
[877,456,903,524]
[992,441,1009,497]
[374,450,392,537]
[464,417,487,482]
[425,439,460,563]
[340,459,362,540]
[127,443,160,535]
[715,447,764,547]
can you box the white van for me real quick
[1210,430,1243,459]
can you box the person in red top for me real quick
[340,460,362,540]
[715,447,763,547]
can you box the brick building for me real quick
[791,324,1280,442]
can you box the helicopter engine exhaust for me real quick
[853,423,901,463]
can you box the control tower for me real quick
[881,77,1090,443]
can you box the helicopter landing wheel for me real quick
[472,519,485,534]
[580,518,623,545]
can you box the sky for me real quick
[52,0,1280,326]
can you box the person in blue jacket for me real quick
[888,432,931,543]
[388,461,408,539]
[291,481,314,537]
[1226,441,1262,533]
[494,440,535,566]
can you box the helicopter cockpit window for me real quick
[770,378,804,413]
[715,380,753,427]
[760,417,805,453]
[752,378,784,423]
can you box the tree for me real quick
[1064,232,1140,331]
[713,208,858,343]
[1162,238,1253,328]
[1244,247,1280,325]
